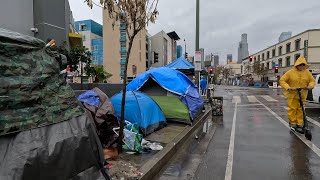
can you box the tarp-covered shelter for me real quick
[165,56,194,70]
[110,91,166,136]
[126,67,204,124]
[78,88,119,148]
[0,28,109,180]
[165,56,194,76]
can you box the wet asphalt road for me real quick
[158,85,320,180]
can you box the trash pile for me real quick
[210,96,223,116]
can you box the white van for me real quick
[312,74,320,103]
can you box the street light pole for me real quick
[195,0,200,91]
[195,0,200,51]
[184,39,187,58]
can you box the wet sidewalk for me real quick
[107,104,212,180]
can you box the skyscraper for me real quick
[237,33,249,63]
[213,55,219,66]
[177,45,183,58]
[227,54,233,64]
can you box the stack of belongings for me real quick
[0,28,110,180]
[78,88,119,148]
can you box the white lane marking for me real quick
[238,104,262,107]
[282,107,320,128]
[247,96,259,103]
[232,96,241,103]
[280,95,286,98]
[261,95,278,102]
[260,101,320,158]
[307,117,320,129]
[225,103,238,180]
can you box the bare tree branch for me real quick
[87,0,159,153]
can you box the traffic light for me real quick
[209,68,213,74]
[249,56,253,62]
[274,66,279,73]
[154,52,158,63]
[185,52,188,59]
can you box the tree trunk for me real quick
[80,62,83,90]
[118,35,135,153]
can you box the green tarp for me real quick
[151,96,191,124]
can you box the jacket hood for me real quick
[294,57,309,70]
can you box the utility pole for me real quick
[195,0,200,90]
[184,39,187,58]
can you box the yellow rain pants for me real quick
[287,98,304,126]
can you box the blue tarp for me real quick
[165,56,194,69]
[126,67,204,120]
[254,82,261,87]
[110,91,166,136]
[77,90,100,107]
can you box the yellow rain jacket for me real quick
[279,57,315,126]
[280,57,315,100]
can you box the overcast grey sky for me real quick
[70,0,320,64]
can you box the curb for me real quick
[139,105,212,180]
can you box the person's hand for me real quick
[288,87,296,90]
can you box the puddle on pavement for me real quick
[157,119,215,179]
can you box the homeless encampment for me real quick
[126,67,204,124]
[110,91,166,136]
[0,28,109,180]
[78,88,119,148]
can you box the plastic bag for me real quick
[113,121,143,152]
[123,122,143,152]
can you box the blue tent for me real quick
[165,56,194,69]
[110,91,166,136]
[126,67,204,121]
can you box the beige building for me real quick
[244,29,320,80]
[103,10,146,84]
[225,63,242,76]
[150,31,180,68]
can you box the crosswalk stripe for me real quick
[261,95,278,102]
[247,96,259,103]
[280,95,286,98]
[232,96,241,103]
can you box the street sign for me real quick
[273,82,278,88]
[195,51,201,71]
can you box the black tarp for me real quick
[0,114,109,180]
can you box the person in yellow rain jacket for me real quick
[279,57,315,133]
